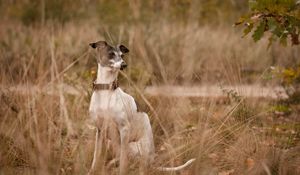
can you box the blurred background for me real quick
[0,0,299,175]
[1,0,299,86]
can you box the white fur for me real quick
[95,63,118,83]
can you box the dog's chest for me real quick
[89,89,136,121]
[90,90,121,112]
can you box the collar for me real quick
[93,80,118,91]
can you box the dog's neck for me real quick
[95,63,118,84]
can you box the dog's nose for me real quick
[120,62,127,70]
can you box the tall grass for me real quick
[1,1,300,175]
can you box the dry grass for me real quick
[1,13,300,175]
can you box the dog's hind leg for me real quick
[88,128,101,175]
[119,125,130,175]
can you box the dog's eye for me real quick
[109,52,115,58]
[121,54,125,58]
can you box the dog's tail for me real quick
[156,158,196,171]
[105,158,196,172]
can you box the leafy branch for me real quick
[235,0,300,46]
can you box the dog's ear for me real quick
[89,43,97,49]
[89,41,107,49]
[119,45,129,53]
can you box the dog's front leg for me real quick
[88,128,101,175]
[119,124,129,175]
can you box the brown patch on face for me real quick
[89,41,115,66]
[118,44,129,53]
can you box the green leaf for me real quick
[267,17,284,37]
[287,15,300,27]
[252,21,266,42]
[267,17,278,32]
[243,23,254,36]
[235,16,247,26]
[280,33,288,46]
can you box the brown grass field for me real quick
[0,1,300,175]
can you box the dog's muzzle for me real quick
[120,62,127,70]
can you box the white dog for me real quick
[88,41,195,174]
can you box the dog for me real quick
[88,41,195,174]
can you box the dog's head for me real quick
[89,41,129,70]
